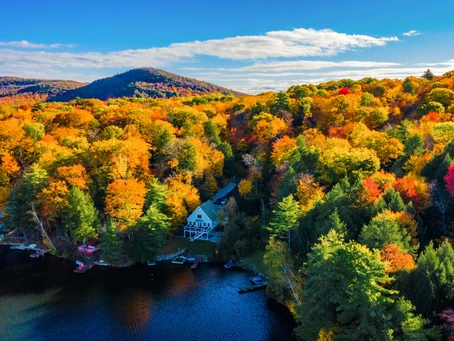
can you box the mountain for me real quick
[0,77,87,99]
[50,68,243,101]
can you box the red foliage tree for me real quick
[338,87,351,95]
[361,178,382,204]
[445,164,454,197]
[391,177,431,212]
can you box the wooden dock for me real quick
[171,256,187,265]
[238,284,267,294]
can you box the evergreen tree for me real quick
[4,165,48,233]
[267,194,301,245]
[422,69,435,80]
[323,209,347,236]
[144,178,169,212]
[359,214,414,253]
[406,241,454,317]
[382,187,407,212]
[132,205,171,263]
[297,230,394,340]
[270,92,290,114]
[297,230,431,340]
[177,141,197,172]
[99,219,124,265]
[403,77,417,94]
[64,187,99,243]
[203,119,221,145]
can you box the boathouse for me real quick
[184,200,218,240]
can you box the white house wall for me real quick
[187,207,217,227]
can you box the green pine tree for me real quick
[4,164,48,233]
[422,69,435,80]
[132,205,171,263]
[144,178,169,212]
[297,230,431,340]
[64,187,99,243]
[267,194,301,244]
[359,214,414,253]
[99,219,124,265]
[324,209,347,236]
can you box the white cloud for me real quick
[0,27,398,72]
[0,40,76,49]
[183,60,401,73]
[403,30,421,37]
[191,61,454,94]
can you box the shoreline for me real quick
[0,241,268,279]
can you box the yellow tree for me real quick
[105,178,147,231]
[249,113,287,144]
[296,174,325,214]
[56,164,88,190]
[37,180,69,234]
[166,176,201,228]
[271,136,297,166]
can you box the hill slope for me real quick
[51,68,243,101]
[0,77,87,98]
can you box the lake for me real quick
[0,247,296,341]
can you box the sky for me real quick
[1,0,454,94]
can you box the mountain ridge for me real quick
[0,68,243,101]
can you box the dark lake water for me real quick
[0,247,296,341]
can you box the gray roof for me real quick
[199,200,218,221]
[212,182,236,202]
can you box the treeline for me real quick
[1,69,454,339]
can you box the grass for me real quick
[157,238,216,258]
[189,240,216,257]
[241,249,268,275]
[157,238,188,256]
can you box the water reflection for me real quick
[0,247,296,341]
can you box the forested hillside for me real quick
[1,69,454,340]
[0,77,86,102]
[50,68,244,101]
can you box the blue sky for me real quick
[1,0,454,93]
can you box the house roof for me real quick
[199,200,218,221]
[212,182,236,202]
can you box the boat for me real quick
[250,276,266,285]
[74,263,92,273]
[10,245,26,251]
[30,250,44,258]
[95,260,111,267]
[147,260,156,266]
[191,256,202,270]
[75,260,84,266]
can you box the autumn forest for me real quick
[2,68,454,340]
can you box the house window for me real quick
[207,223,210,227]
[204,223,206,226]
[197,215,202,218]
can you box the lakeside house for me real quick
[184,200,219,240]
[183,182,238,241]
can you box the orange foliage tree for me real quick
[380,244,416,273]
[105,178,147,231]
